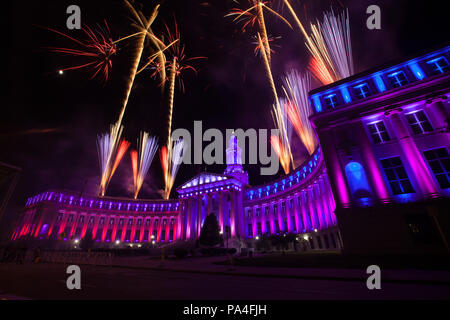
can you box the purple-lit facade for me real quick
[310,45,450,254]
[12,193,181,245]
[12,134,338,250]
[12,46,449,253]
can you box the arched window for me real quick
[345,162,372,199]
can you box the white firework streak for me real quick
[134,132,159,199]
[282,70,317,155]
[314,8,354,79]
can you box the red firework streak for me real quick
[130,150,139,190]
[43,21,116,83]
[110,139,131,180]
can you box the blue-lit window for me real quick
[248,224,253,237]
[367,121,390,144]
[353,83,371,99]
[266,221,271,235]
[423,148,450,189]
[264,206,269,216]
[381,157,415,195]
[387,71,409,88]
[426,56,450,75]
[405,110,433,134]
[324,94,339,109]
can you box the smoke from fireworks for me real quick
[131,132,159,199]
[282,70,317,155]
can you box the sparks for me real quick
[131,132,159,199]
[282,70,317,155]
[44,21,116,83]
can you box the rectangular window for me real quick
[56,213,63,222]
[134,230,140,242]
[257,222,262,235]
[248,224,253,237]
[291,216,296,231]
[125,230,131,241]
[281,202,286,213]
[283,218,287,231]
[256,208,261,217]
[424,148,450,189]
[273,205,277,214]
[266,221,271,235]
[145,219,151,227]
[160,230,166,241]
[143,230,149,241]
[324,93,339,109]
[405,110,433,134]
[381,157,415,195]
[99,217,105,226]
[367,121,390,143]
[264,207,269,216]
[426,56,450,75]
[169,230,174,241]
[387,71,409,88]
[275,220,280,233]
[353,83,371,99]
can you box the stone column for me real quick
[425,99,449,131]
[386,109,440,197]
[218,192,224,233]
[354,120,391,203]
[318,176,332,227]
[229,190,237,237]
[316,129,352,208]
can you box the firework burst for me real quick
[97,122,130,196]
[160,138,184,200]
[44,21,116,83]
[310,8,354,79]
[282,70,317,155]
[131,132,159,199]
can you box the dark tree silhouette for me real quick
[199,213,222,247]
[79,230,95,251]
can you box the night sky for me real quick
[1,0,448,234]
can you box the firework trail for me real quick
[160,138,184,200]
[44,21,117,83]
[228,1,293,173]
[155,21,203,198]
[97,123,130,196]
[310,8,354,79]
[282,0,336,84]
[130,132,159,199]
[226,0,291,62]
[271,135,290,174]
[256,31,293,173]
[96,1,160,196]
[282,70,317,155]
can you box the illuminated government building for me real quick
[12,45,450,254]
